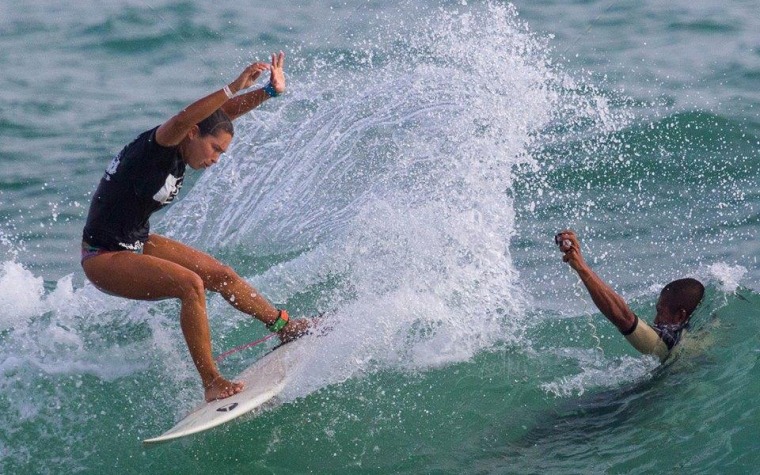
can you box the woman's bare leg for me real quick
[145,235,280,322]
[144,234,310,339]
[82,251,242,401]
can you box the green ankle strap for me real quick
[267,309,290,333]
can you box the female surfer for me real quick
[81,52,308,401]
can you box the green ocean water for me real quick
[1,1,758,473]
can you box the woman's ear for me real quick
[186,124,200,140]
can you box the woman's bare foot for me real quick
[277,318,313,343]
[204,376,244,402]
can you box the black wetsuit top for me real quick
[652,323,686,350]
[82,127,185,251]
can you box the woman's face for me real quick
[181,127,233,170]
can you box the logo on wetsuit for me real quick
[153,174,184,205]
[104,153,122,181]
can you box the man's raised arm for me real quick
[555,230,637,333]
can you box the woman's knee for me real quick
[178,271,206,302]
[205,264,239,291]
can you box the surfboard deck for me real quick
[143,336,310,444]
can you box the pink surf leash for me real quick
[215,333,277,363]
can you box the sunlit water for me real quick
[1,1,758,473]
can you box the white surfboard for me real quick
[143,336,310,444]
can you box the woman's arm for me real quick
[222,52,286,121]
[155,59,275,147]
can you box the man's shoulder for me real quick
[623,318,671,362]
[651,324,684,350]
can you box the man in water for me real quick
[555,230,704,361]
[81,52,310,401]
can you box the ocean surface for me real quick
[1,0,758,473]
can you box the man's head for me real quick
[654,278,705,326]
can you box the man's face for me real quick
[654,295,686,326]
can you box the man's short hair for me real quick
[660,278,705,317]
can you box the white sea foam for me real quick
[0,2,630,407]
[706,262,747,292]
[159,2,627,400]
[540,348,658,397]
[0,260,155,382]
[0,261,47,329]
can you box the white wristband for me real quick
[223,85,234,99]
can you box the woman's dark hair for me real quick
[197,109,234,137]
